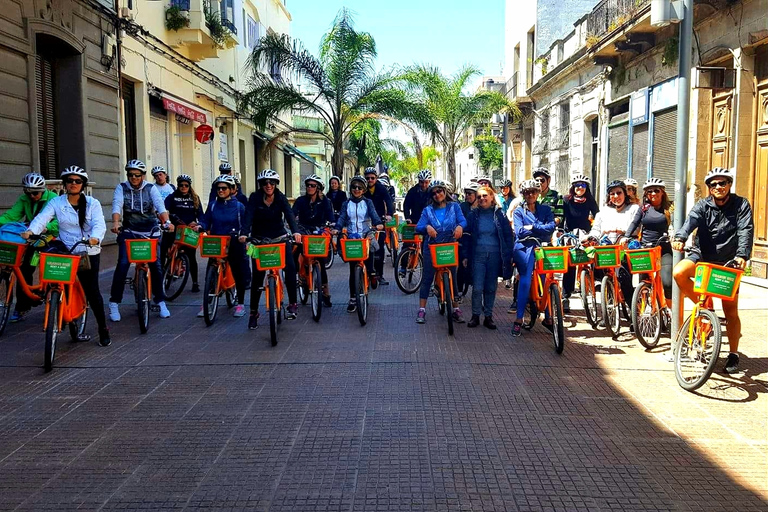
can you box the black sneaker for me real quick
[322,295,332,307]
[562,298,570,314]
[378,276,389,286]
[98,328,111,347]
[724,353,739,374]
[248,312,259,330]
[467,314,480,328]
[286,303,298,320]
[191,283,200,293]
[483,317,497,330]
[347,300,357,313]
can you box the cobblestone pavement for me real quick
[0,251,766,511]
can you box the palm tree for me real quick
[239,8,429,178]
[347,119,407,172]
[401,64,520,184]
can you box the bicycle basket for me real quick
[385,216,399,228]
[430,242,459,268]
[175,227,200,248]
[303,235,330,258]
[126,238,158,263]
[626,246,661,274]
[693,262,743,301]
[535,246,569,273]
[568,247,592,266]
[400,224,418,242]
[340,238,369,262]
[0,241,26,267]
[593,245,622,269]
[200,235,229,258]
[253,243,286,271]
[39,253,79,284]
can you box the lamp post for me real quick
[651,0,691,338]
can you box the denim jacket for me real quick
[463,206,515,279]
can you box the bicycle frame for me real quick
[263,268,284,312]
[529,267,558,317]
[434,267,454,304]
[210,256,235,297]
[43,281,87,332]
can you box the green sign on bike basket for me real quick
[432,244,457,267]
[344,239,365,260]
[694,265,740,299]
[536,247,567,272]
[400,225,416,240]
[627,250,654,272]
[175,227,200,247]
[569,247,592,265]
[201,237,227,257]
[41,254,76,283]
[256,246,283,269]
[306,237,328,256]
[127,240,154,262]
[0,242,21,266]
[595,247,620,267]
[385,216,398,228]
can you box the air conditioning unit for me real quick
[694,67,736,90]
[119,7,133,19]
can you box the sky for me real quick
[286,0,506,84]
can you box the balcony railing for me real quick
[586,0,649,39]
[171,0,190,9]
[503,72,518,99]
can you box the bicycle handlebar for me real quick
[246,234,292,245]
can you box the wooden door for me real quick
[753,82,768,277]
[710,93,732,170]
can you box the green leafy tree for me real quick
[382,144,440,192]
[347,119,407,172]
[401,64,520,184]
[239,9,428,177]
[473,134,503,172]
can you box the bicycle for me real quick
[559,232,601,328]
[247,234,291,346]
[122,227,164,334]
[162,225,199,301]
[296,225,331,322]
[338,229,378,326]
[199,234,237,326]
[592,240,628,338]
[394,224,424,294]
[627,235,672,349]
[385,217,400,268]
[0,236,50,336]
[521,237,568,354]
[429,241,459,335]
[324,232,336,270]
[673,249,743,391]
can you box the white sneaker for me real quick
[108,302,121,322]
[158,301,171,318]
[197,307,205,318]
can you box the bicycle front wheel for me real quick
[443,271,453,336]
[601,275,620,337]
[267,275,278,346]
[69,308,89,342]
[310,261,322,322]
[355,265,368,326]
[674,308,722,391]
[162,251,189,301]
[0,271,14,336]
[44,290,61,372]
[394,249,423,294]
[580,269,599,329]
[549,283,565,354]
[325,248,335,270]
[632,281,661,349]
[137,268,150,334]
[203,265,220,326]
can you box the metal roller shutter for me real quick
[632,123,649,180]
[150,115,169,171]
[607,122,629,186]
[36,54,57,179]
[651,108,677,202]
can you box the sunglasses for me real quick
[261,180,278,186]
[65,179,83,185]
[574,182,587,188]
[178,183,190,187]
[366,176,377,181]
[609,190,624,196]
[645,188,662,195]
[432,189,445,196]
[350,185,364,191]
[708,180,730,189]
[127,173,143,178]
[217,186,230,191]
[523,190,538,195]
[25,190,43,195]
[477,194,490,199]
[306,183,317,188]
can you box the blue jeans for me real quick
[471,248,501,317]
[110,232,166,304]
[419,247,458,301]
[512,245,536,320]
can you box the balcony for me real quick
[166,0,220,61]
[586,0,649,40]
[503,72,518,100]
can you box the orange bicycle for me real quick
[248,234,291,346]
[339,229,379,326]
[199,234,237,326]
[429,241,459,335]
[122,228,165,334]
[162,225,198,301]
[558,231,601,329]
[385,217,400,268]
[296,225,331,322]
[394,224,423,294]
[593,242,628,338]
[627,235,672,349]
[0,236,50,335]
[521,238,568,354]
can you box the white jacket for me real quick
[29,194,107,255]
[588,204,640,243]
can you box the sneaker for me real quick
[467,314,480,328]
[233,305,246,318]
[512,322,522,337]
[347,299,357,313]
[191,283,200,293]
[378,276,389,286]
[108,302,121,322]
[9,310,25,323]
[98,328,111,347]
[322,295,333,307]
[248,312,259,330]
[483,317,497,330]
[398,268,407,278]
[508,301,517,314]
[504,279,512,289]
[286,303,298,320]
[562,298,570,314]
[158,302,171,318]
[724,353,740,374]
[197,307,205,318]
[416,309,426,324]
[452,308,465,323]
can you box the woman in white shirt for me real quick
[24,166,110,346]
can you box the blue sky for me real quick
[287,0,506,82]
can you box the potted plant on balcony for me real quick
[165,4,190,32]
[203,0,229,48]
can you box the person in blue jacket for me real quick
[199,175,248,319]
[511,179,556,336]
[414,180,467,325]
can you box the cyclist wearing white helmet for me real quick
[672,167,754,374]
[151,166,175,200]
[499,179,516,213]
[624,178,640,205]
[403,169,432,224]
[23,166,111,345]
[533,167,565,226]
[379,173,396,201]
[560,173,599,312]
[243,169,301,327]
[162,174,204,293]
[363,168,395,285]
[327,176,347,220]
[0,173,59,322]
[109,159,173,322]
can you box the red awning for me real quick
[160,93,208,124]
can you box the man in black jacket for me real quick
[363,167,395,285]
[403,169,432,224]
[672,167,754,374]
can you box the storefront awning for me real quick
[285,144,320,168]
[160,92,209,124]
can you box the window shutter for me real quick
[36,54,57,179]
[150,115,169,171]
[651,108,678,202]
[632,123,649,180]
[607,122,629,186]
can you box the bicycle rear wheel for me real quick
[325,248,335,270]
[203,265,220,326]
[162,251,189,301]
[443,272,453,336]
[0,271,14,336]
[44,290,60,372]
[355,265,367,326]
[267,275,278,346]
[632,281,661,349]
[310,261,322,322]
[580,269,599,329]
[549,283,565,354]
[522,300,538,330]
[137,268,150,334]
[601,275,620,337]
[674,308,721,391]
[394,249,423,294]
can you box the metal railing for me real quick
[171,0,190,10]
[586,0,649,39]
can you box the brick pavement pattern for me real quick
[0,251,766,511]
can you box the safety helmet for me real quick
[22,173,46,190]
[125,159,146,173]
[519,179,541,193]
[416,170,432,181]
[499,179,513,188]
[464,182,479,193]
[257,169,280,183]
[624,178,638,187]
[475,175,492,184]
[176,174,192,184]
[363,167,377,176]
[214,175,237,187]
[304,174,323,187]
[329,176,341,185]
[60,166,89,183]
[428,179,450,192]
[151,166,167,177]
[350,175,367,187]
[532,167,551,179]
[378,175,391,187]
[219,162,233,173]
[571,174,591,185]
[643,177,666,190]
[606,180,627,194]
[704,167,734,186]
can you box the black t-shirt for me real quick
[627,204,669,247]
[563,197,598,232]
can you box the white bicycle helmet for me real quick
[500,179,513,188]
[476,175,492,184]
[363,167,377,176]
[704,167,734,186]
[257,169,280,183]
[571,174,591,185]
[176,174,192,184]
[125,159,146,173]
[378,175,391,187]
[214,175,236,186]
[428,179,450,192]
[464,182,479,193]
[60,166,89,183]
[416,169,432,181]
[22,173,46,190]
[519,179,541,192]
[304,174,323,186]
[151,166,167,176]
[350,175,367,187]
[532,167,550,179]
[624,178,638,187]
[643,177,666,190]
[219,162,233,173]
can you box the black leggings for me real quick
[250,240,297,310]
[348,255,374,298]
[78,254,107,331]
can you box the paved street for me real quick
[0,251,766,511]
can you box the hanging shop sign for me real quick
[195,124,214,144]
[630,88,649,126]
[161,94,208,124]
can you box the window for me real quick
[36,52,57,179]
[247,15,263,49]
[219,0,236,34]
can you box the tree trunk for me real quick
[446,144,456,185]
[332,138,345,180]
